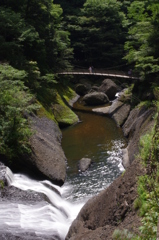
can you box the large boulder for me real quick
[29,116,67,186]
[92,90,131,124]
[75,83,91,96]
[83,92,109,106]
[122,105,155,165]
[98,79,119,99]
[52,104,79,128]
[108,89,131,126]
[89,86,99,93]
[78,158,92,172]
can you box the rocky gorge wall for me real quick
[66,105,155,239]
[65,79,156,239]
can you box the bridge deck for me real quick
[57,71,139,80]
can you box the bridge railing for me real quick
[57,68,139,79]
[72,68,127,75]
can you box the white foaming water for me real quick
[63,139,125,202]
[1,168,85,239]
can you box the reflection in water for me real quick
[62,110,127,201]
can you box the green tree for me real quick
[67,0,127,68]
[0,7,26,67]
[22,0,73,73]
[124,0,159,80]
[0,0,73,73]
[54,0,85,15]
[0,64,39,159]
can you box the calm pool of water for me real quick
[61,104,127,202]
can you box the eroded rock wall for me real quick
[122,106,155,166]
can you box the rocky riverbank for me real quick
[66,158,145,240]
[66,79,155,239]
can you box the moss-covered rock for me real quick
[37,84,79,127]
[36,101,57,123]
[52,100,78,127]
[52,88,79,127]
[118,92,132,103]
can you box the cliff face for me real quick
[66,105,155,240]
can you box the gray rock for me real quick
[89,86,99,93]
[122,148,129,168]
[29,116,67,186]
[92,89,131,125]
[0,232,58,240]
[98,78,118,99]
[78,158,92,172]
[69,94,80,107]
[109,100,131,127]
[83,92,109,106]
[92,106,110,115]
[122,105,155,165]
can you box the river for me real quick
[61,100,127,201]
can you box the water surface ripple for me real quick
[62,110,127,201]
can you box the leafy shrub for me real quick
[0,64,39,159]
[139,131,154,164]
[112,229,136,240]
[135,114,159,239]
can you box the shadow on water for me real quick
[61,99,127,201]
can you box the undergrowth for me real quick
[133,112,159,239]
[112,229,138,240]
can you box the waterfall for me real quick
[0,168,85,239]
[5,166,14,185]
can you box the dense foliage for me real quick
[73,0,127,68]
[0,64,39,159]
[0,0,73,73]
[55,0,128,69]
[124,0,159,80]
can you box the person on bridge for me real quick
[128,69,132,76]
[89,66,92,73]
